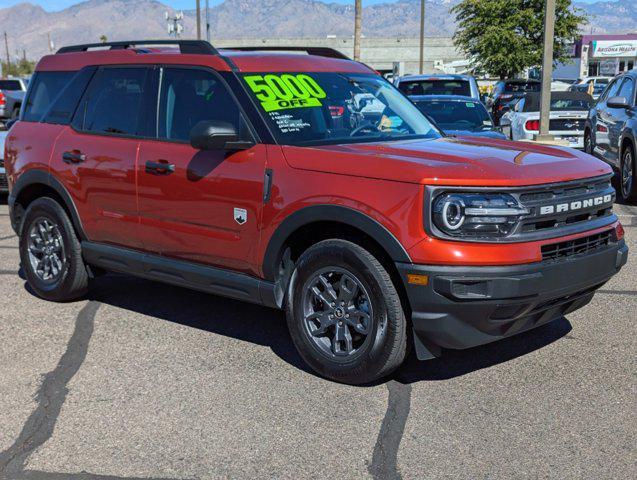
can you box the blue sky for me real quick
[0,0,613,12]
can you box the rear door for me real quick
[51,66,153,249]
[136,67,266,275]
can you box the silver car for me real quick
[394,74,481,100]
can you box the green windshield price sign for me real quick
[244,74,327,112]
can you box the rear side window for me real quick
[0,80,22,90]
[398,79,471,96]
[78,67,149,136]
[23,72,75,122]
[503,82,540,93]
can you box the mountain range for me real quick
[0,0,634,60]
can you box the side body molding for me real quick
[8,169,87,239]
[262,204,412,281]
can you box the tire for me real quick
[10,107,19,120]
[619,144,637,203]
[584,130,593,155]
[19,197,89,301]
[286,239,407,384]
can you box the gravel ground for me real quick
[0,198,635,480]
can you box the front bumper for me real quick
[397,240,628,357]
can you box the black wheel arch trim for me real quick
[9,168,88,240]
[262,204,412,281]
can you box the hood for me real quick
[281,137,611,187]
[445,130,507,140]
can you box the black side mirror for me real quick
[607,96,630,109]
[189,120,252,151]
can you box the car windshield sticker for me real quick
[466,102,475,108]
[269,111,312,133]
[244,74,327,112]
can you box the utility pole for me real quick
[353,0,362,61]
[196,0,202,40]
[4,32,10,69]
[537,0,556,142]
[419,0,425,74]
[205,0,211,42]
[47,32,54,53]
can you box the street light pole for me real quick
[537,0,556,142]
[205,0,211,42]
[419,0,425,74]
[196,0,201,40]
[354,0,362,61]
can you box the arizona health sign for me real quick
[591,40,637,58]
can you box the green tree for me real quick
[2,58,35,77]
[452,0,587,79]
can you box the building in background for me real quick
[554,34,637,80]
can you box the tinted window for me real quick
[158,68,245,142]
[80,67,149,135]
[603,78,623,101]
[398,79,471,96]
[23,72,75,122]
[42,68,95,125]
[617,78,634,102]
[415,99,491,132]
[0,80,22,90]
[504,82,540,93]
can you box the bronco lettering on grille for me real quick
[539,194,613,215]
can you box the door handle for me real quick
[145,160,175,175]
[62,151,86,164]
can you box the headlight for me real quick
[432,193,529,238]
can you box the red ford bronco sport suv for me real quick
[5,41,628,384]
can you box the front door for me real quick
[136,67,266,275]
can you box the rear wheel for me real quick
[286,239,407,384]
[619,144,636,203]
[19,197,89,301]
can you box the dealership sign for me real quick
[591,40,637,58]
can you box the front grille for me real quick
[541,230,613,262]
[548,119,585,131]
[517,176,615,235]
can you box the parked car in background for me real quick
[500,91,592,149]
[487,79,541,125]
[394,74,480,100]
[569,82,607,100]
[0,130,7,193]
[0,78,28,122]
[411,95,506,139]
[585,70,637,202]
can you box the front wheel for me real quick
[286,239,407,384]
[619,144,636,203]
[584,130,593,155]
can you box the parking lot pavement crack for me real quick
[368,381,412,480]
[0,270,18,275]
[0,301,100,476]
[598,289,637,296]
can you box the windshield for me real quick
[242,73,441,146]
[398,79,471,97]
[414,99,492,132]
[504,82,540,93]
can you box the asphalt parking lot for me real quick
[0,198,635,480]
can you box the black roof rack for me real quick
[56,40,218,55]
[221,46,350,60]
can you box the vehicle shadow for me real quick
[22,270,573,385]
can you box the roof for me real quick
[410,95,482,103]
[521,91,593,112]
[397,74,473,82]
[36,41,372,74]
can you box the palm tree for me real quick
[354,0,362,61]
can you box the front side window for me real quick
[242,72,440,146]
[0,80,22,90]
[504,82,541,93]
[23,72,75,122]
[80,67,149,136]
[617,78,634,103]
[158,68,245,142]
[602,78,623,102]
[398,79,471,97]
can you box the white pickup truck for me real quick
[0,78,28,122]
